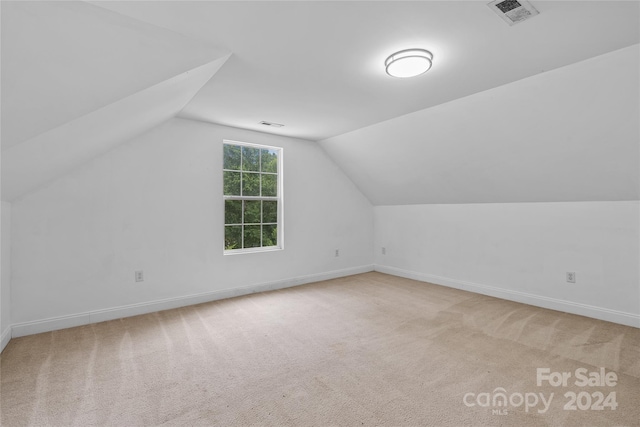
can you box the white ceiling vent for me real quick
[488,0,539,25]
[259,121,284,128]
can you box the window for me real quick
[223,140,282,253]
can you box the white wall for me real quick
[10,118,373,334]
[374,202,640,327]
[1,201,11,350]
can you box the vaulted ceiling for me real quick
[87,0,639,140]
[2,1,639,204]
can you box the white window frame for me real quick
[223,140,284,255]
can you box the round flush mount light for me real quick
[385,49,433,78]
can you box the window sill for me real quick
[223,246,283,256]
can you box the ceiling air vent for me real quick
[488,0,539,25]
[259,121,284,128]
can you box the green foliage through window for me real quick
[223,142,281,251]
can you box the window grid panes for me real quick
[223,142,281,252]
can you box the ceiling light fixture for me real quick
[385,49,433,78]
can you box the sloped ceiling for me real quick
[2,58,229,201]
[1,1,229,201]
[319,46,639,205]
[87,1,639,141]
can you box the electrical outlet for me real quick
[335,249,339,257]
[566,272,576,283]
[382,247,386,255]
[135,270,144,282]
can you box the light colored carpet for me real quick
[1,272,639,426]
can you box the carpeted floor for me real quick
[1,272,639,426]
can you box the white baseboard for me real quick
[0,326,11,353]
[10,264,374,339]
[375,265,640,328]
